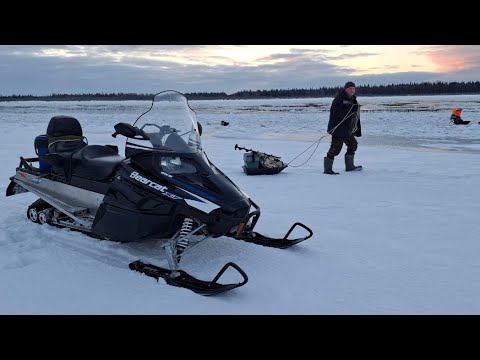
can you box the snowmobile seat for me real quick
[71,145,125,181]
[47,115,88,154]
[45,115,88,179]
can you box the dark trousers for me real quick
[326,135,358,159]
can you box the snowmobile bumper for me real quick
[6,178,28,196]
[6,157,39,197]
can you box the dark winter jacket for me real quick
[327,90,362,138]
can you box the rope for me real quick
[286,104,357,167]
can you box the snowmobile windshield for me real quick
[129,90,201,154]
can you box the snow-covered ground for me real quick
[1,94,480,314]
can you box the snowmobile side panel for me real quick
[69,176,112,195]
[11,170,104,217]
[91,175,180,241]
[92,202,174,241]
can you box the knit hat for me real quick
[344,81,356,89]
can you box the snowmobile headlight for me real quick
[160,156,196,174]
[161,156,182,172]
[161,156,181,167]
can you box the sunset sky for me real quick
[0,45,479,95]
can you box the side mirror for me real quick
[112,123,148,140]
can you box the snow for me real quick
[1,94,480,314]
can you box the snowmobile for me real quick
[6,90,313,295]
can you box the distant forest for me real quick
[1,81,480,101]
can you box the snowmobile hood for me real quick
[119,91,252,215]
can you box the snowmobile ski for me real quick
[129,260,248,295]
[229,222,313,249]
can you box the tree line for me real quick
[1,81,480,101]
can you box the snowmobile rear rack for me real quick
[19,157,39,171]
[129,260,248,295]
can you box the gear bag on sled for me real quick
[235,144,287,175]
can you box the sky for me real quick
[1,95,480,314]
[1,45,480,96]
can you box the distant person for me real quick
[324,81,362,174]
[450,108,470,125]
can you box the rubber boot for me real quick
[345,154,362,171]
[324,157,339,175]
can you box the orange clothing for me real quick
[452,109,462,117]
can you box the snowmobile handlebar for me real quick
[112,122,149,140]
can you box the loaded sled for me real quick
[235,144,288,175]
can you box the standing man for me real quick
[324,81,363,175]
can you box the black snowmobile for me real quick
[6,90,313,295]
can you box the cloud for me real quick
[350,71,444,86]
[0,46,350,95]
[1,45,479,96]
[257,48,378,64]
[322,52,379,61]
[418,45,480,72]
